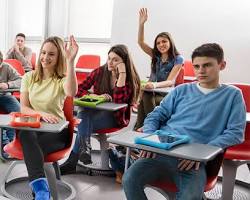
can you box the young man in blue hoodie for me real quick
[122,43,246,200]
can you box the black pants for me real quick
[19,128,70,181]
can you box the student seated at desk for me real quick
[19,36,78,200]
[6,33,33,72]
[134,8,184,130]
[0,50,21,157]
[122,43,246,200]
[60,44,141,174]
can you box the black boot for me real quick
[79,137,92,165]
[60,151,79,175]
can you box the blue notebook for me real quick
[134,130,190,150]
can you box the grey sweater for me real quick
[0,62,22,89]
[6,46,32,71]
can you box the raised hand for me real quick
[65,35,79,64]
[139,8,148,25]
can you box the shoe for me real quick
[115,171,123,184]
[29,178,50,200]
[60,151,79,175]
[79,136,92,165]
[79,151,92,165]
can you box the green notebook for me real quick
[74,95,106,108]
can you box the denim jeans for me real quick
[122,155,207,200]
[72,108,117,153]
[0,94,20,145]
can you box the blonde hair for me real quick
[33,36,66,83]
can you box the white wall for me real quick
[111,0,250,83]
[0,0,7,53]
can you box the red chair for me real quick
[148,153,224,199]
[220,83,250,200]
[1,97,76,199]
[31,52,36,70]
[76,55,100,84]
[3,59,24,100]
[183,60,196,83]
[175,67,184,86]
[4,59,25,76]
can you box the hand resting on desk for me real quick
[40,112,59,124]
[135,128,200,171]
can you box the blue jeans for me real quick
[0,95,20,145]
[122,155,207,200]
[72,108,117,153]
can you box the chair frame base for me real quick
[1,160,76,200]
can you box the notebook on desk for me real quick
[134,130,190,150]
[74,95,106,108]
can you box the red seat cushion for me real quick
[95,127,121,134]
[150,175,218,193]
[224,141,250,160]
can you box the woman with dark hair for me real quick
[134,8,184,130]
[60,44,141,174]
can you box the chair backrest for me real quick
[4,59,25,76]
[183,60,195,76]
[231,83,250,112]
[76,55,100,69]
[230,83,250,141]
[175,67,184,86]
[31,52,36,70]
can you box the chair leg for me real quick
[44,163,59,200]
[221,159,239,200]
[0,160,23,198]
[97,134,110,170]
[53,161,61,180]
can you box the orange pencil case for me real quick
[10,112,41,128]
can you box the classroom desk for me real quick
[107,131,223,171]
[75,68,94,73]
[77,102,128,112]
[142,87,174,94]
[0,114,69,160]
[0,114,69,133]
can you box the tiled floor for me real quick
[0,114,249,199]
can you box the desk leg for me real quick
[124,147,131,173]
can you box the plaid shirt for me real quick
[77,67,132,127]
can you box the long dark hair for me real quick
[151,32,180,73]
[99,44,141,104]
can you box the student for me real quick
[60,44,141,175]
[6,33,32,71]
[122,43,246,200]
[19,36,78,200]
[0,50,21,157]
[134,8,184,130]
